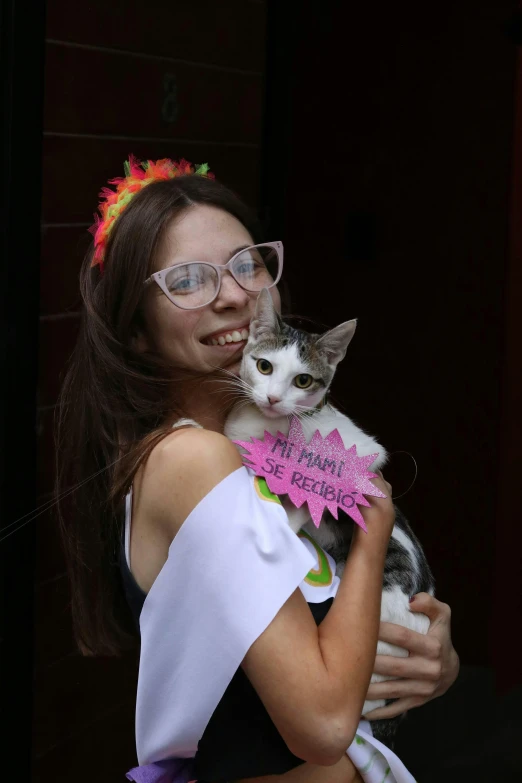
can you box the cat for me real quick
[225,289,435,748]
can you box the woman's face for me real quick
[137,204,281,375]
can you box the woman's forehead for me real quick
[156,204,253,269]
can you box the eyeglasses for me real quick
[143,241,283,310]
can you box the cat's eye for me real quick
[294,374,313,389]
[256,359,273,375]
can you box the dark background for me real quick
[1,0,521,780]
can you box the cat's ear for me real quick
[250,288,281,340]
[315,319,357,366]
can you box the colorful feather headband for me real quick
[89,155,215,273]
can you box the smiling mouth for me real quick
[202,327,249,346]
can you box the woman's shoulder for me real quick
[151,425,242,474]
[138,426,243,539]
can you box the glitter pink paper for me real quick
[233,417,386,531]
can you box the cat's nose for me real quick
[267,395,281,406]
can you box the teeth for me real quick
[205,327,250,345]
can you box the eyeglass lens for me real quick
[163,245,280,308]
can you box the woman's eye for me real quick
[256,359,273,375]
[171,278,195,291]
[294,374,313,389]
[168,275,201,294]
[235,253,265,277]
[236,261,256,274]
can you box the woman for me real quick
[57,158,458,783]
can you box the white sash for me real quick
[133,467,416,782]
[136,468,315,763]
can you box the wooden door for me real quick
[34,2,268,779]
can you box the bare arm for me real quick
[145,430,395,766]
[243,484,394,764]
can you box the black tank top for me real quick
[120,526,334,782]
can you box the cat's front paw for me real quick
[362,697,386,714]
[283,500,311,533]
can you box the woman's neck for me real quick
[170,374,238,434]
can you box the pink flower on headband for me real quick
[88,155,215,273]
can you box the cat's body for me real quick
[226,401,389,540]
[224,290,434,748]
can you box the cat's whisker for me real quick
[218,384,253,399]
[291,406,314,421]
[207,385,246,397]
[225,397,252,410]
[210,390,250,411]
[203,377,255,408]
[210,374,254,396]
[202,379,247,395]
[216,381,252,396]
[224,400,252,418]
[207,365,251,386]
[209,372,244,385]
[217,366,246,380]
[233,399,252,411]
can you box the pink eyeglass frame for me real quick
[143,241,284,310]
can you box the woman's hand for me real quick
[354,472,395,548]
[363,593,460,719]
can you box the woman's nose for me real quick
[214,271,250,309]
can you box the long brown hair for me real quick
[55,175,263,656]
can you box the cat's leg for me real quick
[302,516,347,559]
[282,499,312,533]
[362,585,430,715]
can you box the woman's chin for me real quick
[221,356,242,376]
[200,340,246,375]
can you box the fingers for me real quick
[363,696,424,721]
[409,593,451,624]
[359,483,395,538]
[373,470,392,496]
[366,677,438,701]
[372,653,442,681]
[378,621,443,659]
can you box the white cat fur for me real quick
[225,312,431,717]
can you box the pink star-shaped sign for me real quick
[233,416,386,531]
